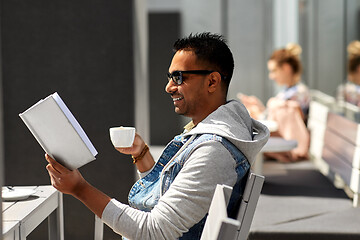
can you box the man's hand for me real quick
[45,154,86,196]
[45,153,112,218]
[114,133,155,173]
[114,133,145,157]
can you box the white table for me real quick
[258,120,279,132]
[3,220,20,240]
[253,120,297,174]
[2,185,64,240]
[253,137,298,175]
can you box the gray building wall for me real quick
[148,12,183,145]
[0,8,3,235]
[181,0,223,35]
[300,0,360,97]
[227,0,274,102]
[2,1,134,239]
[317,0,345,95]
[180,0,274,103]
[346,0,360,43]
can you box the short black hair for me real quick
[173,32,234,91]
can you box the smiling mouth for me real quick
[172,96,184,102]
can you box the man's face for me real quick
[165,50,210,122]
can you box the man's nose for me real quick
[165,80,177,93]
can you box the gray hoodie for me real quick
[102,100,269,239]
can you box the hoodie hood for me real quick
[183,100,269,165]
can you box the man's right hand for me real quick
[115,133,145,157]
[115,133,155,173]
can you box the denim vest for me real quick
[127,133,250,240]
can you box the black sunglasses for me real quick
[167,70,214,85]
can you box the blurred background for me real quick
[0,0,359,239]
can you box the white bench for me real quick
[308,98,360,207]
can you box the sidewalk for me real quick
[249,160,360,240]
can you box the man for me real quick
[45,32,269,239]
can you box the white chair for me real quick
[94,215,103,240]
[200,172,265,240]
[94,172,265,240]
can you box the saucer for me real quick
[2,187,37,201]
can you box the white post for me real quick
[353,193,359,208]
[273,0,299,48]
[134,0,149,144]
[0,27,4,239]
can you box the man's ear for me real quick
[208,72,222,93]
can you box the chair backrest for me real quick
[200,184,240,240]
[201,172,265,240]
[236,172,265,240]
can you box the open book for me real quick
[19,92,98,170]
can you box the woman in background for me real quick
[239,43,310,162]
[337,41,360,106]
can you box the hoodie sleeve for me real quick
[101,140,238,239]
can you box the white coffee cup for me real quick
[109,126,136,148]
